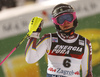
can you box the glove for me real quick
[30,20,43,38]
[27,16,44,38]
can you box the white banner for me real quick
[0,0,100,39]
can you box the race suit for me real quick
[25,32,93,77]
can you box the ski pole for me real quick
[0,34,28,66]
[0,17,43,66]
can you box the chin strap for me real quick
[58,26,75,36]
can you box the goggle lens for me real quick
[57,14,73,24]
[52,12,76,25]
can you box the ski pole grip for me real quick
[28,16,43,36]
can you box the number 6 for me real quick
[63,59,71,68]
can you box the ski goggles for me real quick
[52,12,76,26]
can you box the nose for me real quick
[62,21,70,26]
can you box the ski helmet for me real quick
[52,3,78,35]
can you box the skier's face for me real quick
[59,21,73,33]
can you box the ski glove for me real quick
[27,16,43,38]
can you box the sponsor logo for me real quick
[74,71,80,75]
[52,37,58,43]
[89,43,92,55]
[52,45,83,54]
[48,67,80,76]
[79,40,84,46]
[48,67,56,72]
[57,68,74,75]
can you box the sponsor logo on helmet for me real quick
[53,6,74,17]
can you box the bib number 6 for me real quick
[63,59,71,68]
